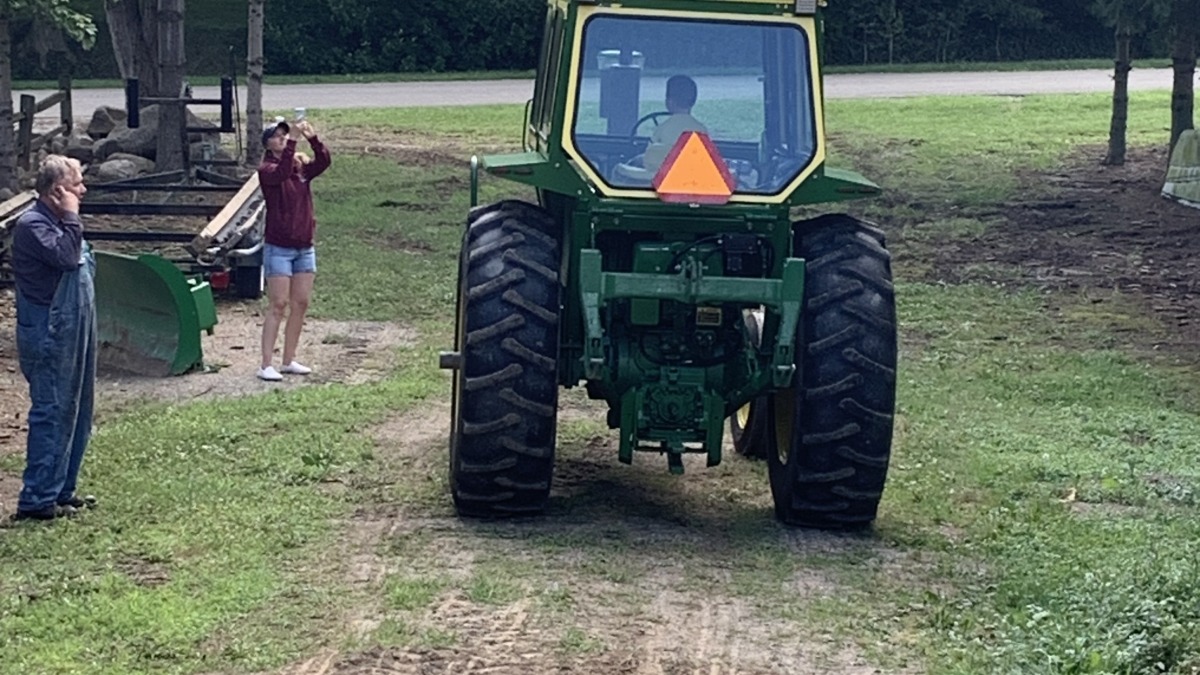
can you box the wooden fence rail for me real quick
[14,75,73,170]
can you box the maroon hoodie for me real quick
[258,136,332,249]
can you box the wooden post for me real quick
[18,95,35,170]
[58,74,73,136]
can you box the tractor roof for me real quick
[567,0,822,14]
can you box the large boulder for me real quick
[106,152,156,175]
[65,137,94,164]
[95,158,142,183]
[95,105,223,163]
[95,120,157,161]
[86,106,128,139]
[48,135,69,155]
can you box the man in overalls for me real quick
[10,155,97,522]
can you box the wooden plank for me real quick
[35,91,67,114]
[30,124,69,152]
[0,191,37,238]
[190,172,261,252]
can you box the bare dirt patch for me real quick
[895,145,1200,358]
[95,301,417,408]
[320,128,514,167]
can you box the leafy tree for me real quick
[964,0,1046,61]
[0,0,95,191]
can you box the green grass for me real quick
[888,284,1200,673]
[827,90,1173,207]
[384,576,444,612]
[316,106,525,147]
[0,376,436,673]
[825,57,1173,75]
[4,87,1200,673]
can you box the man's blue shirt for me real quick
[12,200,83,306]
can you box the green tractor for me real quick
[440,0,897,529]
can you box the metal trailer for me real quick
[0,172,266,376]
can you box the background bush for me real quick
[10,0,1171,80]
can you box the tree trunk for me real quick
[156,0,186,172]
[0,10,15,192]
[1104,24,1133,166]
[104,0,161,97]
[1169,1,1198,157]
[246,0,264,166]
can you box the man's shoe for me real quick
[58,494,97,509]
[13,504,75,522]
[280,361,312,375]
[257,366,284,381]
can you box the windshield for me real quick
[571,15,818,196]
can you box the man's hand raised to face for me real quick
[51,183,81,217]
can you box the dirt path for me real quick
[273,384,897,675]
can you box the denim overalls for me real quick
[15,244,96,512]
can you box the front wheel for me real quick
[449,200,562,518]
[768,214,897,529]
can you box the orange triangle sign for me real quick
[652,132,736,204]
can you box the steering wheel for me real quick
[630,111,671,137]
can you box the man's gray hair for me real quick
[34,155,82,197]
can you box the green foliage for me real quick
[8,0,1182,79]
[263,0,543,75]
[4,0,97,48]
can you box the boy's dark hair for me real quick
[666,75,698,109]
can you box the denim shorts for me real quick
[264,243,317,278]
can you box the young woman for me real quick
[257,118,331,381]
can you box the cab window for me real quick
[571,16,818,195]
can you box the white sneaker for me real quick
[257,366,283,381]
[280,361,312,375]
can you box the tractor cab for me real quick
[514,1,858,206]
[570,12,819,196]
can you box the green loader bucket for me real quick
[1163,129,1200,208]
[94,251,218,376]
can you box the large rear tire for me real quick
[768,214,897,529]
[449,200,562,518]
